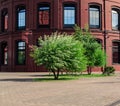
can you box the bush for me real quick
[103,66,115,76]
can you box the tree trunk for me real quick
[52,70,57,80]
[56,69,60,79]
[101,67,104,73]
[87,67,92,75]
[52,70,60,80]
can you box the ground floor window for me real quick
[1,42,8,65]
[96,38,102,47]
[112,41,120,64]
[96,39,102,44]
[16,41,26,65]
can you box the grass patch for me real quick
[78,74,108,78]
[33,73,109,82]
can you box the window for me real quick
[1,9,8,32]
[16,41,26,65]
[96,39,102,44]
[112,9,119,30]
[112,41,120,64]
[36,39,40,47]
[1,42,8,65]
[38,4,50,27]
[16,6,26,30]
[64,4,76,27]
[89,5,100,29]
[96,39,102,47]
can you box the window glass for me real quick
[18,9,26,28]
[4,46,8,65]
[16,41,26,65]
[112,10,119,30]
[4,13,8,30]
[64,6,75,25]
[1,10,8,32]
[38,5,50,26]
[89,5,100,28]
[17,6,26,29]
[112,42,120,64]
[1,42,8,65]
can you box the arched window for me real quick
[38,3,50,27]
[16,41,26,65]
[112,41,120,64]
[96,38,103,48]
[96,38,102,44]
[16,5,26,30]
[1,9,8,32]
[89,5,101,29]
[112,9,119,30]
[1,42,8,65]
[63,4,76,27]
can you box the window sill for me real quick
[112,63,120,65]
[90,29,102,33]
[110,30,120,34]
[0,31,9,35]
[38,25,50,28]
[1,64,8,66]
[112,29,120,32]
[16,26,26,30]
[15,64,26,66]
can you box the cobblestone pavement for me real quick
[0,72,120,106]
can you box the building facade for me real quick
[0,0,120,72]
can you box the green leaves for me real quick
[74,25,106,68]
[30,25,106,79]
[30,32,87,79]
[94,48,106,66]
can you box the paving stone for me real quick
[0,72,120,106]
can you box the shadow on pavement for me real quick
[0,78,34,82]
[94,81,120,84]
[28,74,53,77]
[106,99,120,106]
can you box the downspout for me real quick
[53,0,55,32]
[9,0,14,72]
[103,0,107,67]
[103,0,106,53]
[12,0,14,32]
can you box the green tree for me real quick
[74,25,106,74]
[94,48,106,67]
[30,32,87,80]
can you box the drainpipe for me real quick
[9,0,14,72]
[103,0,107,68]
[103,0,106,53]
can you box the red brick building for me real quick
[0,0,120,72]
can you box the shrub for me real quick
[103,66,115,76]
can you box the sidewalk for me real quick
[0,72,120,106]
